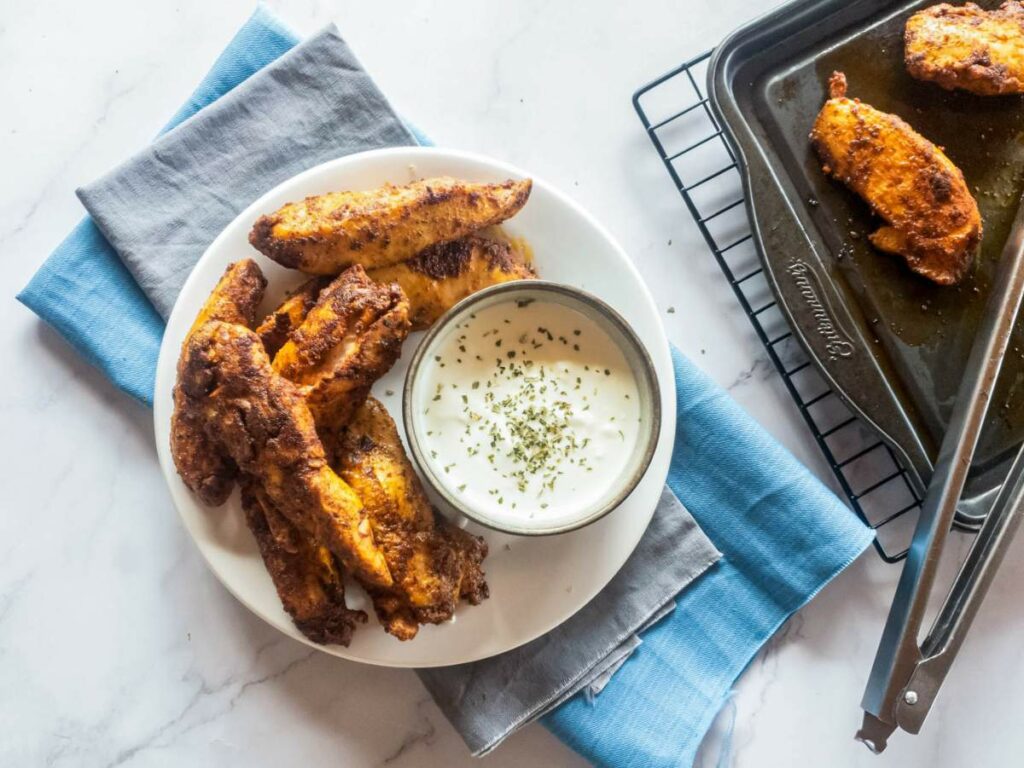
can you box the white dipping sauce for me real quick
[414,297,641,528]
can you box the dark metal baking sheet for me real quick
[708,0,1024,527]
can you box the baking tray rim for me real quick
[703,0,997,530]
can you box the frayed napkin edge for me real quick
[469,551,722,758]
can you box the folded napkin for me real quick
[77,26,415,320]
[17,9,874,766]
[17,7,299,403]
[420,486,721,754]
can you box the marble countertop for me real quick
[4,0,1024,765]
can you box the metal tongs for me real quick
[857,193,1024,753]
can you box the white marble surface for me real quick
[4,1,1024,765]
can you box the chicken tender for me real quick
[240,477,366,646]
[266,237,534,335]
[906,2,1024,95]
[249,176,532,275]
[177,319,392,588]
[809,72,982,284]
[368,236,536,330]
[333,398,488,640]
[256,276,329,357]
[170,259,266,506]
[272,266,411,432]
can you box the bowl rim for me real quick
[402,279,662,536]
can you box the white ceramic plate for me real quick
[154,147,674,667]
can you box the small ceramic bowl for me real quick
[403,280,661,536]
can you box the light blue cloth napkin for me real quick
[544,346,874,766]
[16,9,874,766]
[17,7,298,404]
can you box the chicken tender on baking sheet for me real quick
[809,72,982,285]
[333,397,488,640]
[240,476,366,646]
[177,319,392,588]
[248,176,532,275]
[906,2,1024,95]
[170,259,266,506]
[368,236,536,330]
[272,266,411,432]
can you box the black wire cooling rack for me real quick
[633,51,923,562]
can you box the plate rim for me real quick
[153,145,675,667]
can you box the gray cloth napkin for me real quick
[420,487,720,756]
[77,23,722,756]
[419,489,716,753]
[78,25,415,318]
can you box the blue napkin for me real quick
[17,7,299,404]
[17,9,874,766]
[544,346,873,766]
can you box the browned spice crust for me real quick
[240,477,366,646]
[272,266,411,432]
[170,259,266,506]
[407,236,522,279]
[248,176,533,275]
[331,398,488,640]
[366,236,536,330]
[905,2,1024,95]
[256,277,331,357]
[809,72,982,285]
[178,320,392,588]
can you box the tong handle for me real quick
[895,443,1024,731]
[859,195,1024,751]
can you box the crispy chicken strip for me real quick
[260,238,534,337]
[178,320,392,588]
[906,2,1024,95]
[440,523,490,606]
[272,266,411,432]
[261,271,488,639]
[255,277,330,358]
[367,236,536,330]
[185,259,268,337]
[249,176,533,275]
[240,476,366,645]
[333,398,488,640]
[809,72,982,285]
[170,260,267,505]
